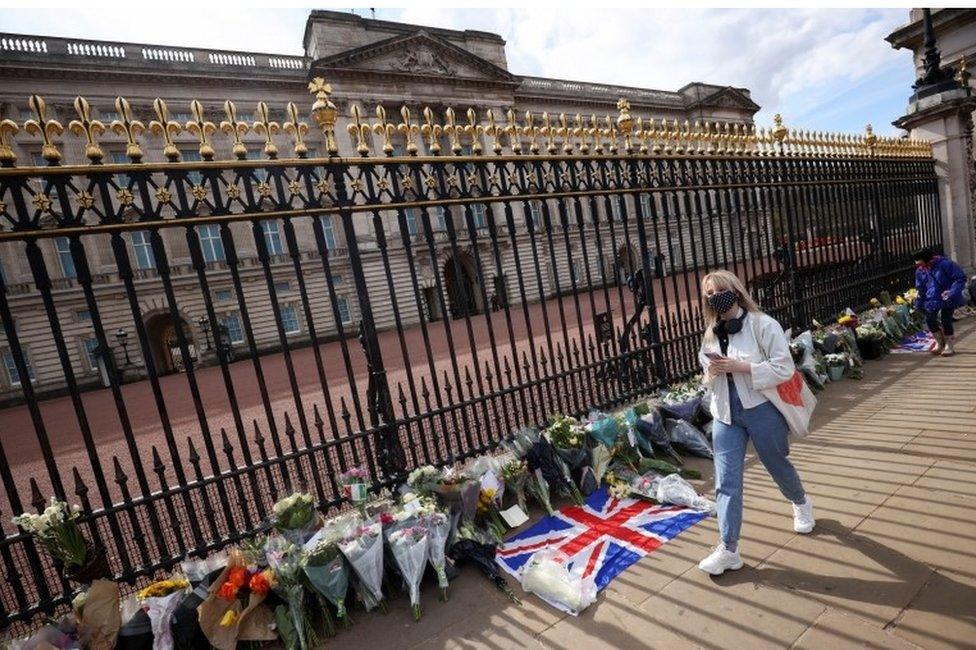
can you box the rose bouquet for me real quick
[338,520,386,612]
[418,509,451,601]
[387,526,429,621]
[12,498,94,576]
[138,576,191,650]
[338,467,371,515]
[272,493,320,546]
[303,535,351,629]
[198,551,276,650]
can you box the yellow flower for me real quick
[869,298,880,307]
[219,610,238,628]
[895,296,906,305]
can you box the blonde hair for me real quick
[701,269,762,342]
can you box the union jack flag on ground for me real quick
[496,486,707,612]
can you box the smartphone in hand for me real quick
[704,352,725,361]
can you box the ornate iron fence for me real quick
[0,80,939,627]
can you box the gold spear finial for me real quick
[308,76,338,156]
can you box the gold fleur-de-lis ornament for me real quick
[0,112,19,166]
[444,107,463,155]
[186,100,216,160]
[347,104,372,157]
[25,94,64,164]
[372,105,397,156]
[111,96,145,162]
[421,106,443,155]
[397,106,420,156]
[221,101,250,160]
[254,101,280,159]
[67,96,106,163]
[149,98,182,162]
[283,101,309,158]
[464,108,484,155]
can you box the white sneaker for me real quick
[698,543,744,575]
[792,498,815,534]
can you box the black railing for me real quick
[0,95,940,628]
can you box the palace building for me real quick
[0,10,760,401]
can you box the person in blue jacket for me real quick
[914,246,967,356]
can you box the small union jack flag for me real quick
[496,486,707,611]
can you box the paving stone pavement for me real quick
[336,319,976,649]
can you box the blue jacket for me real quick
[915,256,967,312]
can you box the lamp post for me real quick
[114,327,131,365]
[197,315,212,351]
[911,8,962,101]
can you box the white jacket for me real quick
[698,310,796,425]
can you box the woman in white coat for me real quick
[696,270,815,575]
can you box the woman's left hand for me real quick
[709,357,752,375]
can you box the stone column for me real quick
[896,87,976,270]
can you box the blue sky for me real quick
[0,7,917,135]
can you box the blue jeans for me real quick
[712,383,806,551]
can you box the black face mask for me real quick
[708,290,738,315]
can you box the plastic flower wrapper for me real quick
[525,468,555,516]
[338,467,371,515]
[545,414,589,475]
[520,548,596,616]
[267,540,316,650]
[432,466,480,522]
[525,434,583,505]
[637,457,701,480]
[628,473,660,501]
[406,465,442,496]
[633,409,683,464]
[500,459,529,513]
[655,474,714,513]
[502,426,542,458]
[138,576,190,650]
[387,526,429,620]
[418,510,451,601]
[664,419,713,459]
[476,487,507,543]
[586,410,623,448]
[338,519,386,613]
[589,445,612,486]
[303,533,352,628]
[272,492,320,546]
[449,523,520,604]
[238,533,268,568]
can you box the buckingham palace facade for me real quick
[0,10,760,401]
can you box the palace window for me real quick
[213,289,233,302]
[83,338,100,371]
[318,217,338,250]
[610,195,623,220]
[336,297,352,325]
[2,349,34,386]
[274,281,290,294]
[472,203,488,229]
[404,208,419,236]
[246,150,268,182]
[434,206,447,231]
[131,230,155,270]
[55,237,76,279]
[76,309,91,322]
[112,151,130,186]
[640,194,651,219]
[261,220,283,255]
[197,224,225,263]
[221,313,244,344]
[280,305,300,334]
[528,200,543,230]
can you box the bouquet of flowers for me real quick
[586,411,624,448]
[526,468,555,515]
[138,576,191,650]
[500,459,529,513]
[303,535,351,629]
[476,487,507,543]
[338,520,386,612]
[72,579,122,650]
[418,510,451,601]
[198,551,276,650]
[266,538,316,650]
[660,374,706,405]
[273,493,320,546]
[339,467,370,515]
[530,423,584,506]
[432,467,480,522]
[604,470,633,500]
[12,498,92,572]
[387,526,429,620]
[837,312,859,329]
[449,523,520,604]
[406,465,442,496]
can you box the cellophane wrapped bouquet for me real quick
[387,526,429,620]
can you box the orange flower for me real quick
[217,581,238,601]
[249,571,271,596]
[227,566,248,588]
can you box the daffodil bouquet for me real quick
[12,498,89,568]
